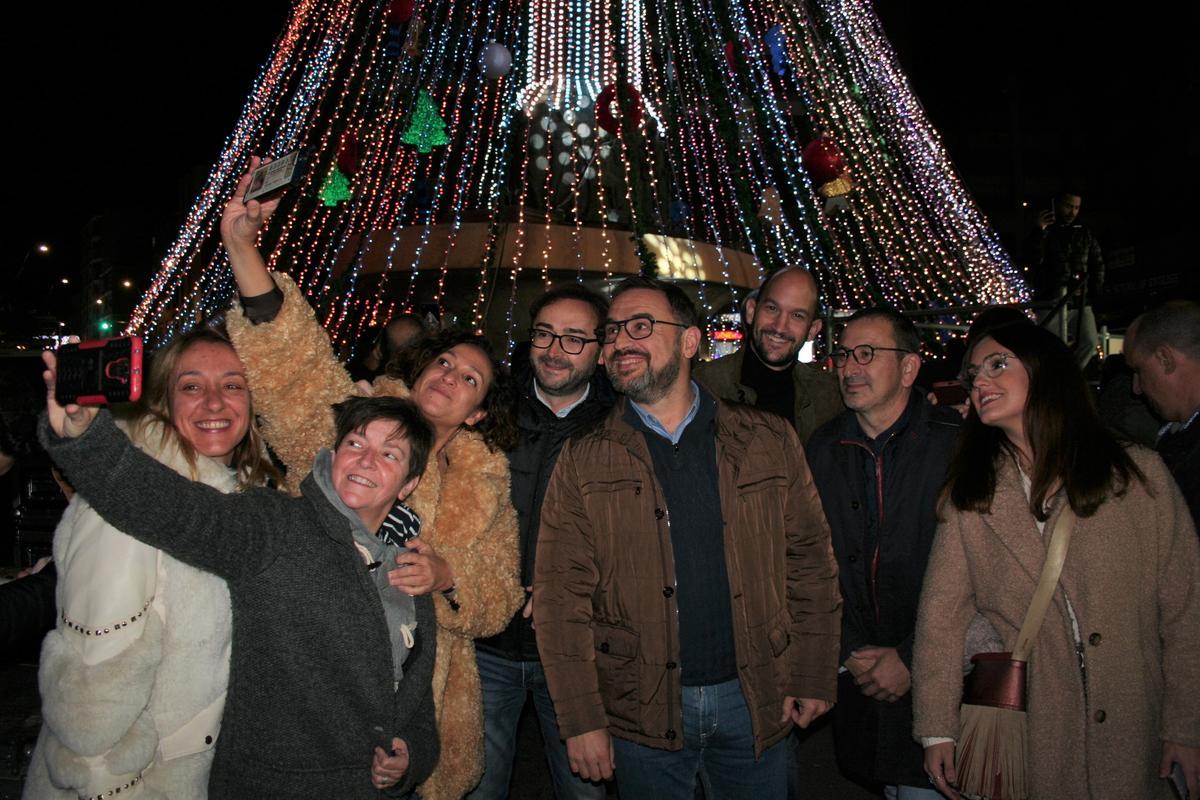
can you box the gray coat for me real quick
[40,412,439,799]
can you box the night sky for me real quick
[3,2,1188,336]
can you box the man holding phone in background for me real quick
[805,307,961,799]
[1026,191,1105,368]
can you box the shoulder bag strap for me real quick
[1012,505,1076,662]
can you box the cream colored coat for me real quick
[226,275,523,800]
[24,419,238,800]
[912,448,1200,799]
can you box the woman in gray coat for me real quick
[39,353,441,799]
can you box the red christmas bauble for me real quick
[802,136,846,187]
[337,132,359,176]
[385,0,414,26]
[595,83,644,135]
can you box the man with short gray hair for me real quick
[806,306,961,798]
[1125,299,1200,526]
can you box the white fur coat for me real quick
[24,419,240,800]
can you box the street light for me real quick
[122,279,132,288]
[15,242,52,282]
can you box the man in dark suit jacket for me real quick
[806,307,960,797]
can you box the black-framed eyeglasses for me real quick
[830,344,912,367]
[601,317,688,344]
[959,351,1013,390]
[529,328,599,355]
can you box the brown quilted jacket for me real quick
[534,397,841,756]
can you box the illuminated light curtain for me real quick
[130,0,1025,356]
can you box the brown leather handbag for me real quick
[955,506,1076,800]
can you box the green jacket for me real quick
[694,346,843,442]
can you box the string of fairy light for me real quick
[129,0,1025,357]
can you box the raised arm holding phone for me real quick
[217,159,524,799]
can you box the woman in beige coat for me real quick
[913,322,1200,799]
[217,163,525,799]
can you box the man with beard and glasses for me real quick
[805,307,960,799]
[696,267,842,441]
[468,283,615,800]
[534,276,841,799]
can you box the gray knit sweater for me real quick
[40,411,439,799]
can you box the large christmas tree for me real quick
[130,0,1026,353]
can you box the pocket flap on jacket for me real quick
[594,622,640,660]
[736,470,789,493]
[582,478,643,496]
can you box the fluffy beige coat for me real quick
[226,275,523,800]
[912,448,1200,799]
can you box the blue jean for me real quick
[466,649,607,800]
[883,784,944,800]
[610,678,787,800]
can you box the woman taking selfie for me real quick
[218,160,524,799]
[25,326,279,799]
[913,322,1200,799]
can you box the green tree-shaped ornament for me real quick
[401,90,450,153]
[319,165,352,207]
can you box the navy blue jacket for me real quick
[476,360,615,661]
[806,392,960,788]
[1159,415,1200,531]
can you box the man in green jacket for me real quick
[694,267,842,441]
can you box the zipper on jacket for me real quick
[839,439,887,624]
[870,452,884,624]
[623,441,682,744]
[657,486,681,743]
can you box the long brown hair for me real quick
[133,325,280,489]
[944,323,1144,520]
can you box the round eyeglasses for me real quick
[959,351,1013,390]
[830,344,912,367]
[529,328,598,355]
[601,317,688,344]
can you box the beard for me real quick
[606,347,682,405]
[751,325,801,368]
[533,352,595,397]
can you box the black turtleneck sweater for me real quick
[740,343,797,429]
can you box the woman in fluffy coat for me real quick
[913,322,1200,799]
[24,326,279,799]
[220,162,524,800]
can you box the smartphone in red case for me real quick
[55,336,144,406]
